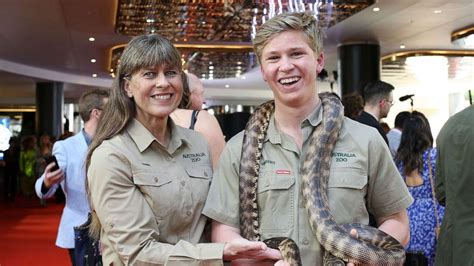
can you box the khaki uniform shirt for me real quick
[203,103,413,265]
[88,119,224,265]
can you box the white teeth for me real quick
[280,77,299,84]
[152,94,171,100]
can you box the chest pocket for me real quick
[257,170,295,233]
[185,165,213,207]
[133,171,174,219]
[327,168,368,224]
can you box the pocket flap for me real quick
[133,172,172,187]
[258,174,295,193]
[185,165,212,179]
[328,173,367,189]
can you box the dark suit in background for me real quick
[356,111,389,145]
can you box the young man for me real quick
[203,12,412,265]
[35,88,109,265]
[356,80,396,145]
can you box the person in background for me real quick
[19,135,38,198]
[380,122,390,135]
[2,136,20,202]
[341,92,364,120]
[434,104,474,266]
[395,112,444,266]
[187,72,206,111]
[203,12,412,265]
[35,88,109,265]
[171,72,226,168]
[387,111,410,157]
[356,80,395,145]
[85,34,280,265]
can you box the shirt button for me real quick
[166,157,172,161]
[186,210,192,216]
[180,181,185,186]
[153,177,159,183]
[302,238,309,245]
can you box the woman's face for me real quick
[124,65,182,122]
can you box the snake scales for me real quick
[239,92,405,265]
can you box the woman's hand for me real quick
[223,238,282,262]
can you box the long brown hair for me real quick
[395,112,433,176]
[85,34,182,238]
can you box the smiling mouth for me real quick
[279,76,300,85]
[151,94,172,100]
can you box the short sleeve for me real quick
[366,134,413,218]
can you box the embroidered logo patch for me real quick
[331,152,356,162]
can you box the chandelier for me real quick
[110,0,375,79]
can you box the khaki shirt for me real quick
[203,103,413,265]
[88,119,224,265]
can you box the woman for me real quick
[395,112,444,266]
[85,34,280,265]
[171,72,226,168]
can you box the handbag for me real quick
[427,153,441,239]
[74,212,102,266]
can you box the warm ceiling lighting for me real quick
[373,7,380,12]
[400,44,406,49]
[90,59,97,63]
[434,10,442,14]
[92,74,98,77]
[89,37,95,42]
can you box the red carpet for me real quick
[0,197,70,265]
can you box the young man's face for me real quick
[380,91,394,119]
[259,30,324,108]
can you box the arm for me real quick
[35,142,65,199]
[212,221,282,262]
[376,210,410,246]
[366,130,413,246]
[195,111,226,169]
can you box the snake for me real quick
[238,92,406,265]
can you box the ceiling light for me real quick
[92,74,98,77]
[241,76,246,79]
[225,85,230,88]
[372,7,380,12]
[89,37,95,42]
[434,10,442,14]
[90,59,96,63]
[400,44,406,49]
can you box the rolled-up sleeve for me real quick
[88,145,224,265]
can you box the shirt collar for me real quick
[82,129,92,146]
[265,100,322,144]
[126,118,190,153]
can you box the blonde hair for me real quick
[85,34,182,238]
[253,12,323,65]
